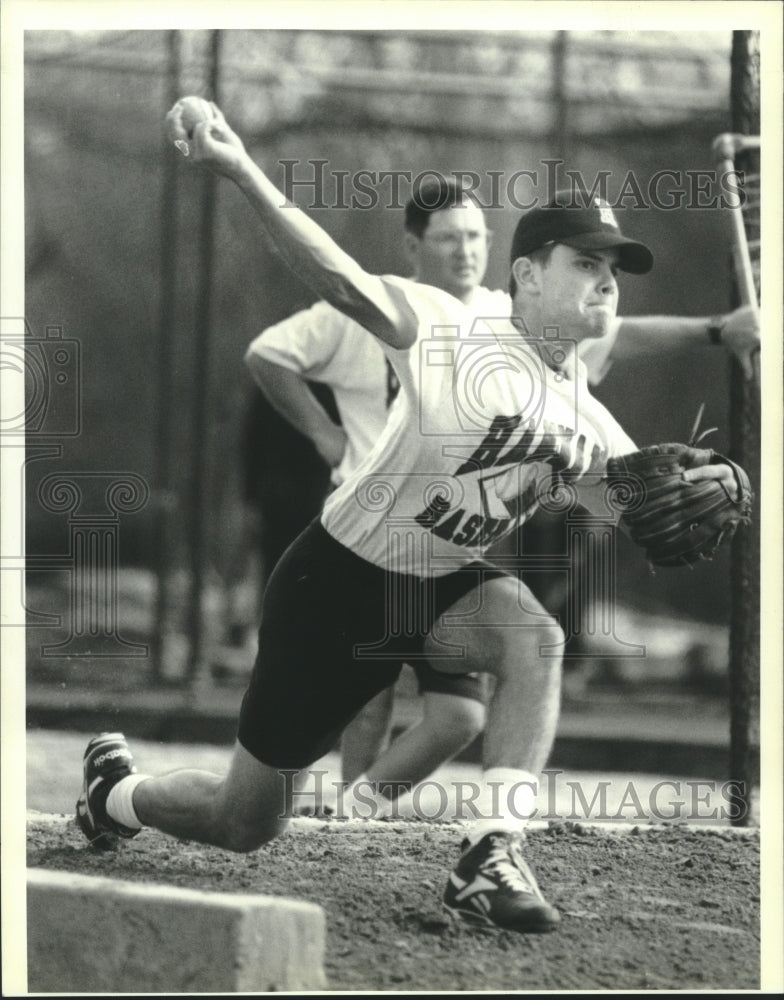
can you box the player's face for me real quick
[536,244,619,341]
[409,202,491,302]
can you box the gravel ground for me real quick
[27,812,760,992]
[21,730,766,993]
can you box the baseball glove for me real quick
[605,442,753,568]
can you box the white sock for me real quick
[106,774,150,830]
[466,767,539,846]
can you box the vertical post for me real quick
[186,29,222,693]
[152,29,182,683]
[726,30,761,827]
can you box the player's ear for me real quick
[511,256,540,295]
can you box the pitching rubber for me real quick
[26,867,327,992]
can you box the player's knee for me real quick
[540,614,565,653]
[214,814,289,853]
[422,693,485,750]
[444,698,486,744]
[345,710,389,743]
[492,614,564,679]
[521,613,564,656]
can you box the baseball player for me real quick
[243,182,505,807]
[242,183,759,809]
[77,105,745,935]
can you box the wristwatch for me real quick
[707,315,726,345]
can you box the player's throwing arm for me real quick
[165,98,416,351]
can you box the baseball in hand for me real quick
[165,96,218,156]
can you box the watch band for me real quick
[707,315,725,345]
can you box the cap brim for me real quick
[562,232,654,274]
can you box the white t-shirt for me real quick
[321,278,636,577]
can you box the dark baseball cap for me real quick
[510,192,654,274]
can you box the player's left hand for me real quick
[680,447,742,499]
[682,461,737,491]
[720,304,760,381]
[606,442,753,568]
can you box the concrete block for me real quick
[27,868,327,992]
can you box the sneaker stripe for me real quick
[474,893,491,915]
[455,874,497,902]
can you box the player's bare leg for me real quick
[427,575,563,933]
[340,686,395,786]
[130,742,296,851]
[358,690,485,796]
[77,736,299,853]
[425,575,562,775]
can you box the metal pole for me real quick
[725,30,761,827]
[186,29,222,694]
[152,29,182,683]
[711,132,760,309]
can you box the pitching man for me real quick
[243,176,758,814]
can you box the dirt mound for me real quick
[27,813,759,992]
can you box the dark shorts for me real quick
[238,519,508,768]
